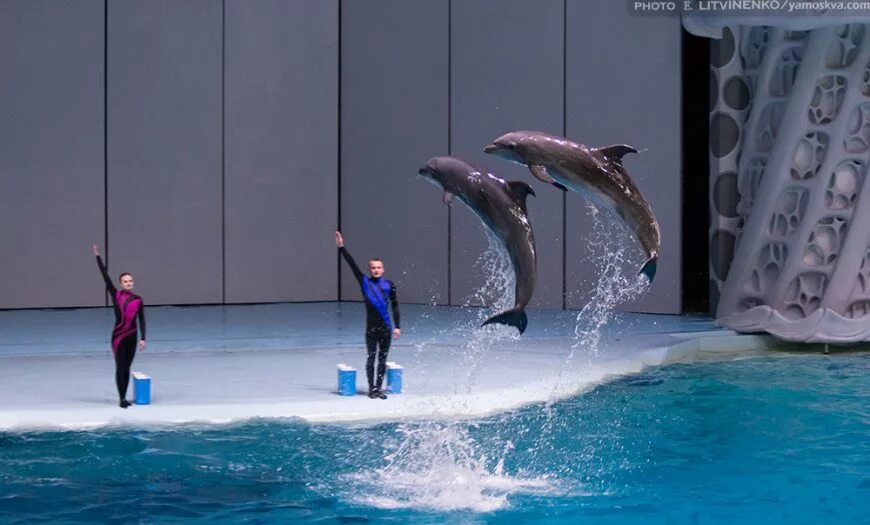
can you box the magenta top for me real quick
[96,256,145,352]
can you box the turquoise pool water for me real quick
[1,354,866,524]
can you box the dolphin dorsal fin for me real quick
[598,144,638,165]
[507,181,535,214]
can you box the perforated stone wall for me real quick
[704,22,870,343]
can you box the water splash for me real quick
[382,208,651,512]
[465,229,516,322]
[569,204,650,361]
[456,231,521,387]
[361,232,541,511]
[414,230,520,391]
[350,421,554,512]
[540,204,650,426]
[380,210,649,511]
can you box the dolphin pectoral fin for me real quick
[529,165,567,191]
[442,191,454,206]
[528,164,554,184]
[482,308,528,334]
[598,144,638,165]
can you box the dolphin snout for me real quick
[418,167,429,175]
[483,144,499,154]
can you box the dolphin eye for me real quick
[508,144,515,150]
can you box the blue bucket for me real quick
[337,364,357,396]
[132,372,151,405]
[386,362,403,394]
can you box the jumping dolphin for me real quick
[418,156,536,334]
[483,130,660,282]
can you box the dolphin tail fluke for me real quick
[482,308,528,334]
[639,255,658,283]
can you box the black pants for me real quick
[365,327,391,391]
[114,336,137,401]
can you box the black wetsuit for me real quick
[96,256,146,405]
[339,247,400,394]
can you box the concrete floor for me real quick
[0,302,746,430]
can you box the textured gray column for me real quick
[707,26,761,312]
[689,15,870,342]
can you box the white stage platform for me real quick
[0,302,768,430]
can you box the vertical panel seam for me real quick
[447,0,452,306]
[561,0,567,310]
[337,0,343,302]
[221,0,227,304]
[103,0,109,308]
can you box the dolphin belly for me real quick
[467,203,537,333]
[553,165,660,282]
[551,169,618,214]
[485,221,536,308]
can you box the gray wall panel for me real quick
[107,0,223,305]
[565,0,682,313]
[450,0,564,309]
[340,0,449,305]
[1,0,687,313]
[0,0,105,309]
[224,0,338,303]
